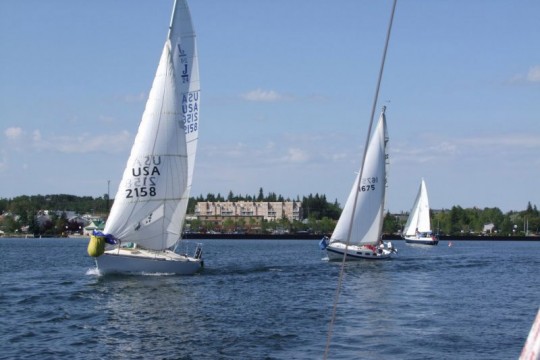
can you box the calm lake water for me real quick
[1,238,538,359]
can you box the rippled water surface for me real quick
[1,238,539,359]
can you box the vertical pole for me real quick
[323,1,398,358]
[107,180,110,213]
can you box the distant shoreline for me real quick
[1,234,538,241]
[182,233,540,241]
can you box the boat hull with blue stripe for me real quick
[325,242,395,261]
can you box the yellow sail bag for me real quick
[87,235,105,257]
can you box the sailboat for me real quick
[87,0,203,275]
[402,178,439,245]
[320,107,396,260]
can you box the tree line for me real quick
[0,194,110,217]
[0,190,538,236]
[383,202,539,236]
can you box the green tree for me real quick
[267,192,277,202]
[383,211,400,234]
[0,215,19,233]
[499,214,514,235]
[56,212,69,236]
[449,206,466,234]
[319,217,336,234]
[222,218,235,233]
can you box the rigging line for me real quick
[323,0,398,359]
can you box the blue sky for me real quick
[1,0,539,213]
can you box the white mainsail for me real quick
[330,109,388,247]
[404,179,431,236]
[104,0,200,251]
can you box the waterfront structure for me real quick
[195,201,303,222]
[84,220,105,236]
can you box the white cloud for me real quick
[281,148,309,163]
[120,92,147,103]
[32,130,41,142]
[508,64,540,84]
[98,115,117,124]
[526,65,540,83]
[0,150,7,172]
[392,146,441,164]
[34,131,133,154]
[240,89,291,102]
[4,127,24,140]
[2,126,133,155]
[306,93,330,102]
[238,89,329,103]
[331,153,348,161]
[460,134,540,148]
[393,133,540,166]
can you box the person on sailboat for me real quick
[379,238,396,254]
[377,239,384,252]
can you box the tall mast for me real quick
[167,0,179,40]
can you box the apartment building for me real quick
[195,201,303,222]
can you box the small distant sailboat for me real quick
[87,0,203,275]
[403,178,439,245]
[320,107,396,260]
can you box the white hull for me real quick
[95,248,202,275]
[326,242,394,261]
[404,235,439,245]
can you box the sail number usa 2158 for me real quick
[183,91,199,135]
[125,156,161,198]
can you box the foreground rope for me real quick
[323,1,398,358]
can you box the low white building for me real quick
[483,223,496,234]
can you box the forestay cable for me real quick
[323,1,398,358]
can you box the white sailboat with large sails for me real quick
[320,107,396,260]
[87,0,203,275]
[403,178,439,245]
